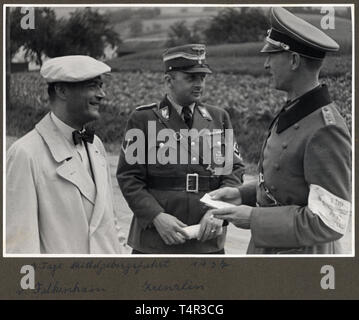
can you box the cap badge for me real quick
[161,106,170,120]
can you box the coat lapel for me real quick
[86,141,108,235]
[152,97,215,165]
[192,103,213,132]
[153,96,189,132]
[56,158,96,205]
[36,113,96,205]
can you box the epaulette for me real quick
[321,106,336,125]
[136,103,157,111]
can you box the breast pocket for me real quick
[147,140,178,174]
[205,130,226,167]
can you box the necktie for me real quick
[72,128,95,181]
[72,128,95,145]
[182,106,193,128]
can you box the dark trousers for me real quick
[132,249,225,254]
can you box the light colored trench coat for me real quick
[6,113,122,254]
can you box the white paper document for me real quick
[200,193,236,209]
[182,224,223,239]
[182,224,201,239]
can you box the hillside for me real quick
[112,11,351,60]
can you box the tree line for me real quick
[10,7,271,66]
[10,7,120,66]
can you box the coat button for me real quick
[159,143,164,148]
[282,143,287,149]
[271,185,276,191]
[192,157,197,162]
[191,141,196,146]
[294,123,299,129]
[274,163,280,170]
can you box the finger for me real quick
[213,214,233,222]
[205,209,216,217]
[175,219,188,228]
[213,218,224,228]
[173,232,186,244]
[175,226,190,239]
[161,234,171,246]
[208,189,226,200]
[197,222,206,241]
[202,223,213,242]
[208,229,219,240]
[216,225,224,236]
[211,207,237,216]
[165,233,177,246]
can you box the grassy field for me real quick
[7,58,352,163]
[114,11,352,57]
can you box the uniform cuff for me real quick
[238,181,257,206]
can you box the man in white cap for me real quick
[6,55,123,254]
[209,7,352,254]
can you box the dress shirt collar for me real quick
[167,94,195,116]
[50,112,82,145]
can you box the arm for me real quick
[116,111,165,229]
[6,144,41,253]
[250,124,351,248]
[219,110,245,187]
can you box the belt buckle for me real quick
[186,173,199,193]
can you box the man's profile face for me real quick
[169,71,207,106]
[65,76,105,125]
[264,51,292,91]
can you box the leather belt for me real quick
[147,173,221,193]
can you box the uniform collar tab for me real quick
[276,84,332,133]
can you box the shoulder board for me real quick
[136,103,157,111]
[321,106,336,126]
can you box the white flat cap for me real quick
[40,55,111,83]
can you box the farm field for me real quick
[7,55,352,163]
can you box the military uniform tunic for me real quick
[117,96,245,253]
[240,85,352,254]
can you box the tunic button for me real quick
[274,163,280,170]
[282,143,287,149]
[191,141,195,146]
[294,123,299,129]
[217,141,221,145]
[159,143,164,148]
[192,157,197,162]
[271,185,276,191]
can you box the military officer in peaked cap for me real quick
[117,44,245,254]
[6,55,124,254]
[209,7,352,254]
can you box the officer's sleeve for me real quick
[219,110,246,187]
[116,111,165,229]
[6,144,41,253]
[250,124,351,248]
[238,180,257,206]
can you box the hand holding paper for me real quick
[200,193,237,209]
[207,187,243,206]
